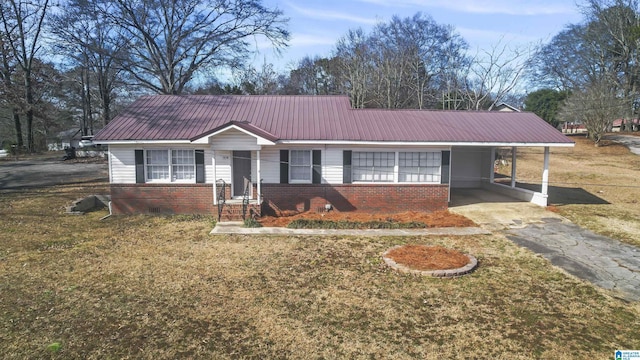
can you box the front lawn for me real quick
[1,182,639,358]
[496,136,640,247]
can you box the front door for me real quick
[232,151,251,197]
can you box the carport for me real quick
[448,187,566,230]
[450,143,573,207]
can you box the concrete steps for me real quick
[217,201,261,221]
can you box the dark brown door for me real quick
[232,151,251,197]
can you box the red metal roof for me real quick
[94,95,574,145]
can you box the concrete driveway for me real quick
[605,133,640,155]
[449,188,567,231]
[0,157,108,190]
[450,189,640,301]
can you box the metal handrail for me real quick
[241,181,251,220]
[216,179,227,222]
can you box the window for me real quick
[399,152,441,183]
[171,149,195,180]
[290,150,312,182]
[145,149,195,182]
[352,152,394,182]
[146,150,170,181]
[346,150,443,184]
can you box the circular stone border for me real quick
[382,245,478,278]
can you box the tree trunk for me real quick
[86,68,93,135]
[24,70,34,153]
[12,107,23,148]
[102,92,111,127]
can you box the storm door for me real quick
[232,151,252,197]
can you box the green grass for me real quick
[1,181,639,359]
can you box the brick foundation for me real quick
[110,183,449,217]
[261,184,449,215]
[110,184,215,215]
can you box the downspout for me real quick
[101,146,113,220]
[100,201,112,221]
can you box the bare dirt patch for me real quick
[384,244,469,271]
[259,210,475,228]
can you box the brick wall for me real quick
[110,183,449,216]
[111,184,214,215]
[262,184,449,215]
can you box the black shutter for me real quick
[280,150,289,184]
[312,150,321,184]
[135,149,144,183]
[195,150,205,183]
[343,150,352,184]
[441,150,450,184]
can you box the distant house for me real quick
[93,95,574,219]
[562,122,587,134]
[48,128,82,151]
[612,119,639,132]
[492,102,521,112]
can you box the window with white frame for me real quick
[352,152,395,182]
[399,152,441,183]
[171,149,195,180]
[146,149,195,182]
[289,150,312,182]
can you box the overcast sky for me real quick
[249,0,583,74]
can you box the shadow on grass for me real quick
[513,182,610,206]
[0,176,109,193]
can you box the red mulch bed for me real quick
[385,245,469,271]
[258,210,476,228]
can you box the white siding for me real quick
[109,145,136,184]
[110,144,453,186]
[323,146,344,184]
[211,129,260,150]
[259,144,449,185]
[251,151,258,183]
[260,147,280,183]
[214,150,232,183]
[451,146,490,188]
[205,148,215,184]
[108,145,212,184]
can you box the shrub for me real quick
[243,218,263,228]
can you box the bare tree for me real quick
[51,0,128,130]
[559,79,628,144]
[461,38,532,111]
[334,28,371,108]
[238,60,280,95]
[331,14,467,109]
[104,0,289,94]
[582,0,640,127]
[0,34,23,148]
[286,56,340,95]
[367,14,467,109]
[529,24,605,91]
[0,0,50,152]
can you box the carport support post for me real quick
[256,150,261,202]
[489,147,495,183]
[542,146,550,196]
[510,146,517,188]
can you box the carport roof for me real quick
[94,95,574,146]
